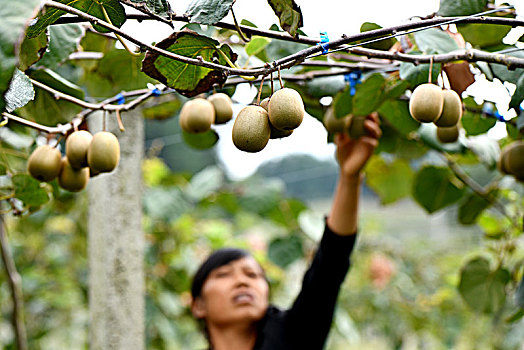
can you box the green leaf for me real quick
[383,79,410,100]
[185,0,234,25]
[0,0,41,112]
[438,0,487,16]
[144,187,190,221]
[413,166,465,213]
[246,36,272,57]
[267,0,303,38]
[509,74,524,110]
[26,0,126,38]
[185,166,224,201]
[506,309,524,323]
[378,99,420,136]
[489,48,524,84]
[17,69,84,126]
[12,174,49,208]
[458,257,510,313]
[360,22,395,51]
[353,73,386,116]
[458,23,512,50]
[181,129,219,149]
[38,24,85,69]
[19,29,49,71]
[400,59,441,87]
[141,31,237,97]
[365,156,414,204]
[119,0,172,17]
[461,97,497,136]
[413,28,460,54]
[305,76,346,98]
[142,98,182,120]
[458,191,495,225]
[332,86,353,118]
[4,69,34,112]
[0,127,34,149]
[268,234,303,268]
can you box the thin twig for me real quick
[0,216,28,350]
[256,75,266,105]
[230,5,250,43]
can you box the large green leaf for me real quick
[185,166,224,201]
[26,0,126,38]
[489,48,524,84]
[399,59,441,88]
[4,69,34,112]
[366,156,414,205]
[458,23,512,50]
[38,24,85,69]
[353,73,386,116]
[332,86,353,118]
[141,31,237,97]
[458,257,510,313]
[438,0,487,16]
[268,234,303,268]
[142,98,181,120]
[17,69,84,126]
[119,0,171,17]
[181,129,219,150]
[246,36,272,57]
[458,190,496,225]
[378,99,420,136]
[509,74,524,110]
[413,28,460,54]
[0,0,41,112]
[19,30,49,71]
[12,173,50,209]
[413,166,465,213]
[267,0,303,38]
[461,97,497,136]
[144,187,191,221]
[185,0,234,25]
[359,22,396,51]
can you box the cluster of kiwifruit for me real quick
[27,130,120,192]
[409,83,463,143]
[232,88,304,152]
[498,140,524,182]
[322,107,368,139]
[179,93,234,133]
[179,88,305,153]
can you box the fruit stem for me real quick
[277,65,284,89]
[116,111,125,132]
[256,75,266,105]
[428,55,433,84]
[230,5,250,43]
[100,3,141,57]
[215,48,256,81]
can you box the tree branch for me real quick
[0,216,28,350]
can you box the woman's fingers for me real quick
[363,119,382,139]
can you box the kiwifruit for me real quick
[434,89,462,127]
[497,147,512,175]
[436,125,459,143]
[58,157,89,192]
[179,98,215,133]
[207,93,233,124]
[232,105,271,152]
[347,115,368,139]
[268,88,305,131]
[27,145,62,182]
[66,130,93,169]
[259,97,270,111]
[322,107,349,134]
[270,124,293,139]
[502,141,524,177]
[409,83,444,123]
[87,131,120,173]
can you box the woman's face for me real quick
[191,256,269,327]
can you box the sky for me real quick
[123,0,523,180]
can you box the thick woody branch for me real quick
[0,216,28,350]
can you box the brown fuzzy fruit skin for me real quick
[27,145,62,182]
[323,107,349,134]
[503,141,524,177]
[437,125,459,143]
[179,98,215,133]
[270,124,293,139]
[268,88,305,131]
[58,157,89,192]
[497,148,512,175]
[66,130,93,169]
[409,83,444,123]
[232,106,271,153]
[259,97,270,111]
[347,115,368,139]
[207,93,233,124]
[87,131,120,173]
[434,89,463,127]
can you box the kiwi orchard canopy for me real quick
[0,0,524,348]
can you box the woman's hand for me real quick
[334,112,381,178]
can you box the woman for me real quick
[191,112,381,350]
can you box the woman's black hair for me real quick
[191,248,251,299]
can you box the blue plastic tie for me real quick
[115,93,125,105]
[494,110,505,122]
[345,71,362,96]
[318,32,329,54]
[151,88,161,96]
